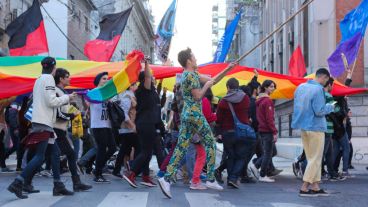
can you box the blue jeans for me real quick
[20,140,61,182]
[259,133,274,177]
[223,132,252,182]
[333,133,350,172]
[79,131,97,166]
[185,143,197,179]
[72,138,80,160]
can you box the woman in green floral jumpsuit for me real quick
[165,70,216,181]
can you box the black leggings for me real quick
[54,128,78,177]
[114,132,139,173]
[92,128,117,176]
[131,124,156,176]
[0,131,6,168]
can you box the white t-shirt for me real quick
[90,102,111,129]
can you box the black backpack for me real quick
[107,101,125,128]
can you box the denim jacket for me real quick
[291,80,334,132]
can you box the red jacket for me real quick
[216,96,250,131]
[202,97,217,124]
[256,94,277,135]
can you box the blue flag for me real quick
[213,10,242,63]
[328,0,368,77]
[155,0,177,62]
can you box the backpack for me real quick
[227,102,256,140]
[107,101,125,128]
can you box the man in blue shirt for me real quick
[292,68,335,197]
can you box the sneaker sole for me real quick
[228,182,239,189]
[316,194,330,197]
[123,175,138,188]
[190,186,207,190]
[140,182,157,187]
[299,193,318,197]
[205,184,224,191]
[93,181,111,184]
[158,179,172,199]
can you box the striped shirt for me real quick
[325,92,334,134]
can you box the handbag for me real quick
[227,102,256,140]
[107,101,125,128]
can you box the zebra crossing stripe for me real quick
[97,192,148,207]
[185,193,236,207]
[2,191,63,207]
[271,203,314,207]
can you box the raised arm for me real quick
[143,56,152,90]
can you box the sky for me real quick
[149,0,214,66]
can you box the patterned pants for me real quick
[164,114,216,181]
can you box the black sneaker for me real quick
[292,162,299,177]
[312,189,329,197]
[94,176,110,184]
[214,169,224,184]
[227,180,239,189]
[112,172,123,179]
[240,176,256,184]
[299,190,318,197]
[269,169,283,177]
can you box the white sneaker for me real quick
[259,176,275,183]
[190,182,207,190]
[158,177,172,199]
[249,163,260,180]
[205,180,223,190]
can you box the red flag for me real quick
[288,45,306,77]
[6,0,49,56]
[84,7,132,62]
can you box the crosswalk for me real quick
[1,191,315,207]
[2,192,63,207]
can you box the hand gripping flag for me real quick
[328,0,368,77]
[86,50,144,102]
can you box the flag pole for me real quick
[341,38,363,78]
[214,0,315,84]
[350,39,363,76]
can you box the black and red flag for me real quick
[6,0,49,56]
[84,7,133,62]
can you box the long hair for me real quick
[260,80,276,93]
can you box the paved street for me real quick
[0,157,367,207]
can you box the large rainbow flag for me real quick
[0,56,366,100]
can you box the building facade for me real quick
[92,0,155,61]
[224,0,261,68]
[212,0,227,56]
[259,0,368,164]
[67,0,98,60]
